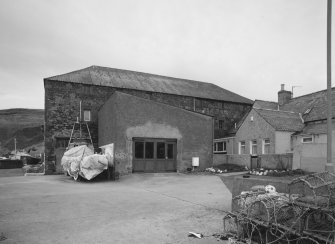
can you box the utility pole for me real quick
[326,0,333,172]
[14,138,17,155]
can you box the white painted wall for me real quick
[275,131,293,154]
[292,131,335,172]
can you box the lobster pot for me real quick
[232,192,259,213]
[247,195,288,225]
[296,236,320,244]
[288,172,335,208]
[266,228,290,244]
[275,203,304,232]
[304,209,335,242]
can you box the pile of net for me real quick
[61,145,112,180]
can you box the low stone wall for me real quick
[0,160,23,169]
[213,153,293,170]
[213,154,250,168]
[258,153,292,170]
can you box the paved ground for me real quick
[0,173,231,244]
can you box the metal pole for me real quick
[326,0,333,172]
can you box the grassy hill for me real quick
[0,109,44,155]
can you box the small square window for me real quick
[302,136,313,143]
[83,110,91,122]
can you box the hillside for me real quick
[0,109,44,155]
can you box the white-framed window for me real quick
[214,141,227,153]
[302,136,313,143]
[239,141,246,154]
[250,140,257,155]
[262,138,270,154]
[83,110,91,122]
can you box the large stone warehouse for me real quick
[44,65,252,174]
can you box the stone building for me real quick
[44,65,252,174]
[216,84,335,173]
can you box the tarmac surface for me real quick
[0,173,231,244]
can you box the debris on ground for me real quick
[0,233,7,241]
[248,168,305,177]
[186,164,247,175]
[188,232,203,238]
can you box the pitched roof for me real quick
[297,121,335,135]
[255,108,305,132]
[253,100,278,110]
[280,88,335,122]
[45,66,253,104]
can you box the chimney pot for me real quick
[278,84,292,106]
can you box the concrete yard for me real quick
[0,173,231,244]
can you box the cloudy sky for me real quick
[0,0,330,109]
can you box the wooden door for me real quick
[133,138,177,173]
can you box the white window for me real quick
[214,141,227,153]
[302,136,313,143]
[239,141,246,154]
[262,139,270,154]
[250,140,257,155]
[83,110,91,122]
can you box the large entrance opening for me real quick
[132,138,177,173]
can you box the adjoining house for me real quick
[44,65,252,174]
[217,84,335,173]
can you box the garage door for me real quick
[133,138,177,173]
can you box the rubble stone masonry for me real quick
[44,80,251,174]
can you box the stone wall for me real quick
[44,80,251,174]
[213,153,293,170]
[213,154,251,168]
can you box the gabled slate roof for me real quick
[255,108,305,132]
[252,88,335,123]
[45,65,253,104]
[298,121,335,135]
[280,88,335,122]
[253,100,278,110]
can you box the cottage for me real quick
[217,84,335,173]
[44,66,252,174]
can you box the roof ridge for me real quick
[45,65,253,104]
[254,99,277,103]
[290,87,335,100]
[90,65,246,96]
[255,107,298,114]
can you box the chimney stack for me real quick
[278,84,292,106]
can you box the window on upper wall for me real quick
[219,120,224,129]
[250,140,257,155]
[302,136,313,143]
[83,110,91,122]
[214,141,227,154]
[239,141,246,154]
[262,139,270,154]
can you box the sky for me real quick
[0,0,331,109]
